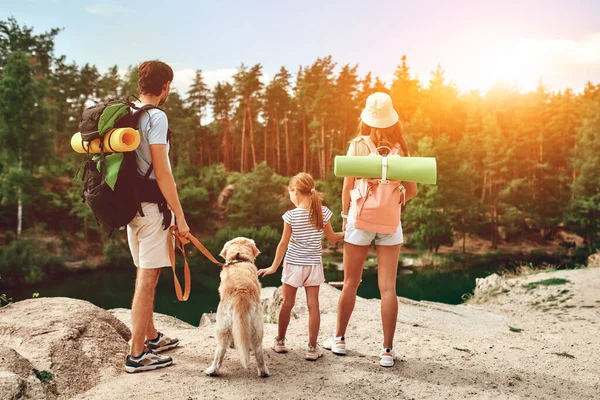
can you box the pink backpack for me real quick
[350,137,406,234]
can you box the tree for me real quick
[264,66,292,174]
[0,51,50,237]
[98,65,122,101]
[334,64,359,152]
[233,64,263,172]
[390,55,421,123]
[187,70,211,165]
[567,94,600,248]
[212,82,236,170]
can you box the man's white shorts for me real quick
[127,202,174,269]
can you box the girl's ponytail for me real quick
[289,172,324,230]
[309,188,324,230]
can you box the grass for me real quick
[552,352,575,359]
[453,347,471,353]
[33,369,54,382]
[524,278,570,290]
[509,326,524,333]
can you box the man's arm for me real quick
[149,144,190,237]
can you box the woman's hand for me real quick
[342,218,348,232]
[257,266,277,277]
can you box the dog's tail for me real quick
[231,293,253,369]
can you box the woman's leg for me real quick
[376,244,402,349]
[278,283,298,340]
[304,285,320,347]
[336,243,370,337]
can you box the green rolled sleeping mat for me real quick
[334,155,437,184]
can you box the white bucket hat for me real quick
[360,92,399,129]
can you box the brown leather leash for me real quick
[168,226,224,301]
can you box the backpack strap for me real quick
[361,136,378,154]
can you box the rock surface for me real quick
[2,267,600,399]
[0,298,131,399]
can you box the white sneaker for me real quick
[322,335,346,355]
[379,347,395,367]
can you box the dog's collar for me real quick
[223,256,252,267]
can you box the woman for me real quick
[323,92,418,367]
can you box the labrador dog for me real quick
[205,237,269,377]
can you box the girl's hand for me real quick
[257,266,277,277]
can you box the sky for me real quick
[2,0,600,96]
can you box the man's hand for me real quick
[257,266,277,277]
[176,216,190,238]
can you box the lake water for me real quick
[9,252,581,326]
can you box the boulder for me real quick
[587,252,600,268]
[0,345,47,400]
[0,298,131,399]
[475,273,506,293]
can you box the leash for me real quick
[168,226,224,301]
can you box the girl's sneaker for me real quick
[271,337,288,353]
[305,344,324,361]
[379,347,395,367]
[322,335,346,355]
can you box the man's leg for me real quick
[130,268,161,357]
[144,270,161,341]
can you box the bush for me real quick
[0,238,66,286]
[226,162,288,230]
[103,234,134,268]
[202,225,282,268]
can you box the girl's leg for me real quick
[336,243,370,337]
[278,283,298,340]
[376,244,402,349]
[305,285,320,347]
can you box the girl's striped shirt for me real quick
[283,206,333,265]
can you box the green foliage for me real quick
[204,225,282,267]
[524,278,570,290]
[0,238,66,286]
[33,369,54,382]
[103,235,133,268]
[0,293,12,306]
[227,162,287,230]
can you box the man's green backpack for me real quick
[78,99,169,230]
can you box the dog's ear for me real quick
[219,240,231,260]
[248,239,260,259]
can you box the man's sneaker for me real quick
[145,331,179,353]
[305,344,324,361]
[271,337,288,353]
[124,350,173,373]
[322,335,346,355]
[379,347,395,367]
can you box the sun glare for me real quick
[454,40,546,93]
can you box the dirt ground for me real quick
[72,265,600,400]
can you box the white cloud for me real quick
[84,3,128,16]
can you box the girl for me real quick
[323,92,418,367]
[258,172,344,361]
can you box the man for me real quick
[124,60,191,373]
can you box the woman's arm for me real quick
[403,181,418,203]
[257,222,292,276]
[341,176,355,230]
[323,223,344,242]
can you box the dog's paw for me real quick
[258,368,270,378]
[204,366,219,377]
